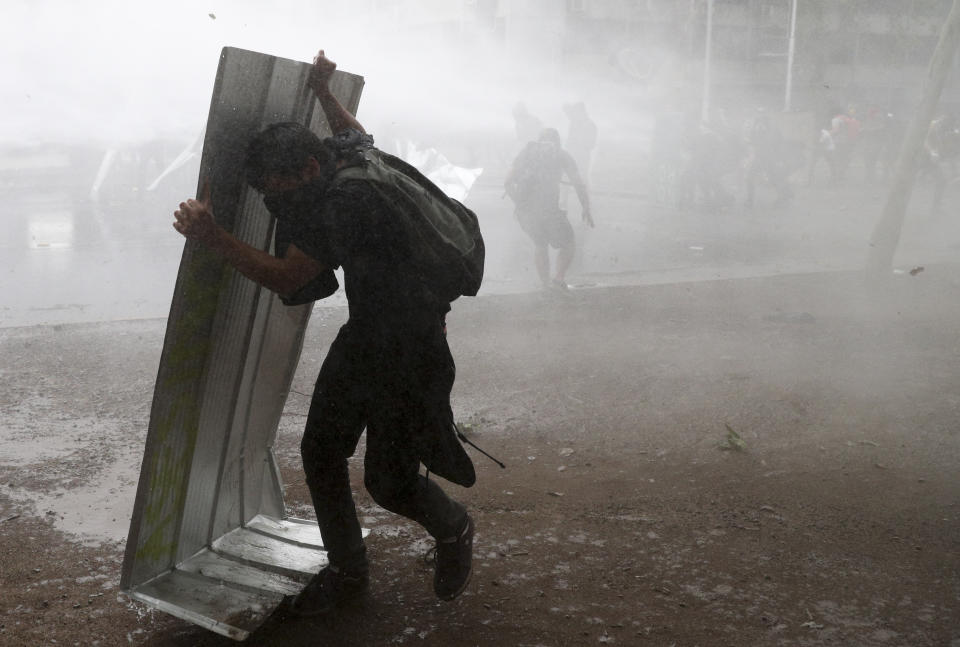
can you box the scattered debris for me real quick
[559,448,574,457]
[0,513,20,523]
[800,621,825,630]
[858,440,879,447]
[719,424,746,451]
[909,266,925,276]
[763,311,816,324]
[732,524,760,531]
[548,491,564,497]
[208,12,216,20]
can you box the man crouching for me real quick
[172,50,475,615]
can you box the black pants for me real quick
[300,317,467,569]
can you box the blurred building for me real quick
[565,0,959,114]
[364,0,959,115]
[597,0,959,113]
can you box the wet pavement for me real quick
[1,148,190,328]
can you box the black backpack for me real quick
[504,140,557,208]
[330,148,485,303]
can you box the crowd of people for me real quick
[648,102,959,214]
[495,96,959,294]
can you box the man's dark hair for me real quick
[244,122,334,191]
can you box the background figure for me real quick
[512,102,543,150]
[744,113,794,208]
[505,128,593,290]
[678,110,739,212]
[806,116,837,186]
[920,113,957,214]
[649,110,680,204]
[857,106,895,183]
[563,102,598,190]
[675,108,703,210]
[877,111,907,182]
[828,105,861,181]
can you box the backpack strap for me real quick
[329,148,377,187]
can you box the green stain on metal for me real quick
[135,247,230,562]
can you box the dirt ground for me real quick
[1,267,959,647]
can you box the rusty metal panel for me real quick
[120,47,365,640]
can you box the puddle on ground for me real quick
[1,397,141,546]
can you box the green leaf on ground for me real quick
[720,423,746,451]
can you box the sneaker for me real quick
[433,515,474,601]
[290,562,369,617]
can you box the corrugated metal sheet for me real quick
[120,47,365,640]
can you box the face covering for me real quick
[261,141,343,220]
[263,173,334,223]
